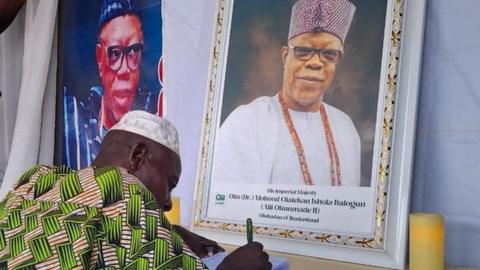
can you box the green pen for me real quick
[246,218,253,243]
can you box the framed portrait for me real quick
[191,0,426,268]
[56,0,163,168]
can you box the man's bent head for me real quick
[96,0,144,129]
[93,111,181,211]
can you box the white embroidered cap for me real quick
[288,0,356,43]
[109,110,180,156]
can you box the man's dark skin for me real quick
[0,0,25,34]
[93,130,273,270]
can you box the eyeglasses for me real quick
[288,44,343,63]
[106,43,144,71]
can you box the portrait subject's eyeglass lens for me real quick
[321,49,342,62]
[289,45,342,63]
[107,47,123,67]
[294,46,315,59]
[106,43,144,71]
[126,43,143,70]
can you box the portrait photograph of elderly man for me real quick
[61,0,162,170]
[212,0,387,187]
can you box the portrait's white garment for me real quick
[213,94,361,186]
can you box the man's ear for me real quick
[281,46,289,66]
[96,43,104,79]
[128,143,148,172]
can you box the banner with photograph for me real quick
[58,0,163,169]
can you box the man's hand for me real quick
[172,225,225,258]
[217,242,272,270]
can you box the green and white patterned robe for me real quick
[0,165,207,270]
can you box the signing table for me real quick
[202,245,478,270]
[203,252,289,270]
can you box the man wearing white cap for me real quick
[214,0,361,186]
[0,111,272,269]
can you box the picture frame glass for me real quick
[192,0,424,268]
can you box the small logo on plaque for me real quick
[215,193,226,205]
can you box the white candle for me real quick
[165,196,181,225]
[409,213,444,270]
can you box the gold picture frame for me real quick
[191,0,426,268]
